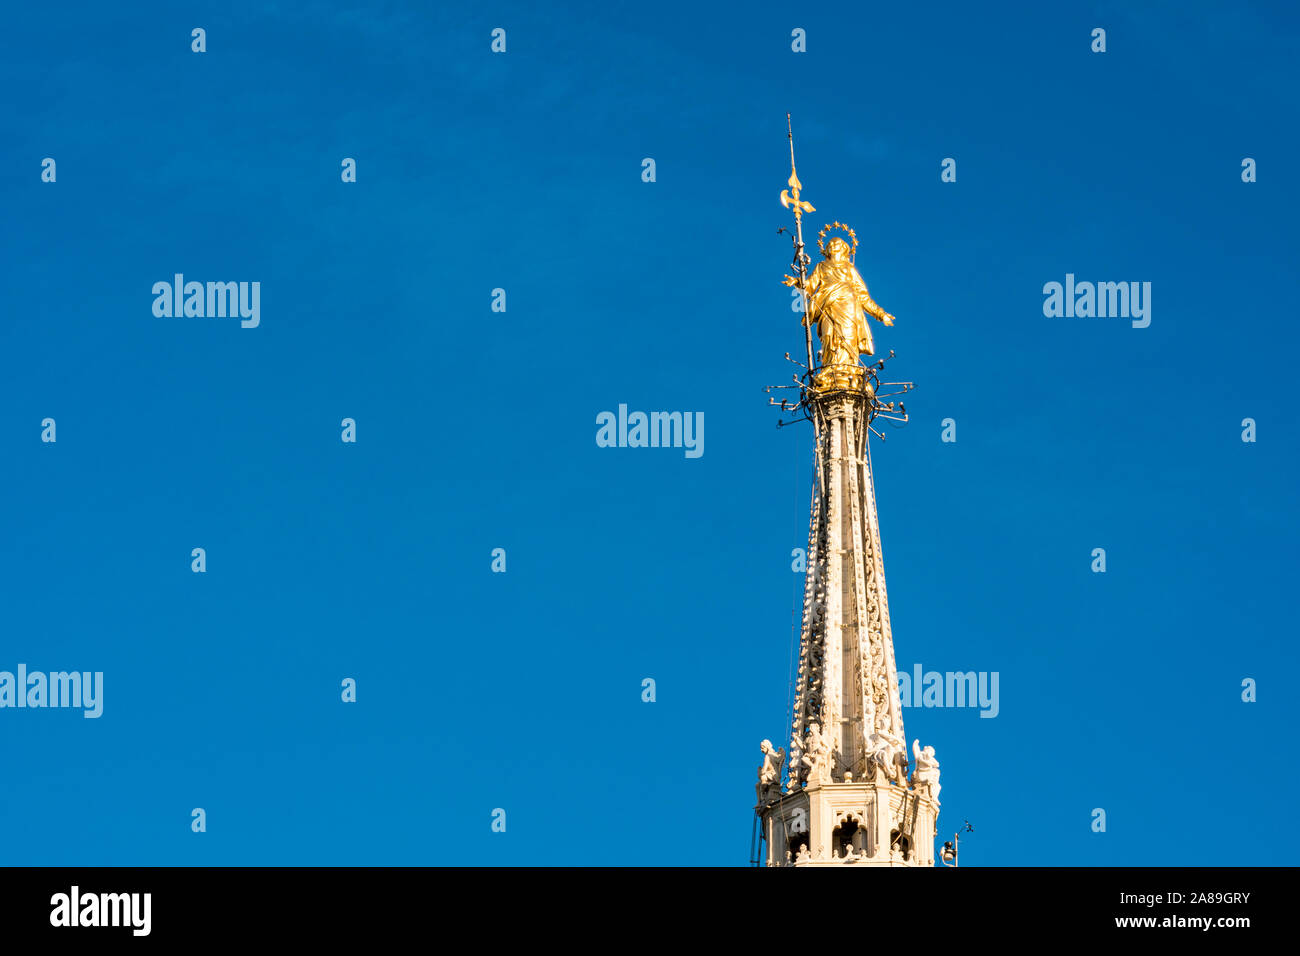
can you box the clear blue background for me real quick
[2,1,1296,865]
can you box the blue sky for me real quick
[1,1,1297,865]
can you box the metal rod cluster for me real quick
[765,350,913,439]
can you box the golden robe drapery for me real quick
[805,255,892,387]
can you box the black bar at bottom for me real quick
[0,866,1283,941]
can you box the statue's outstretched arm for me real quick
[857,278,895,326]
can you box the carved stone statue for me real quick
[867,731,906,786]
[755,739,786,804]
[911,739,941,802]
[801,722,832,782]
[892,741,910,785]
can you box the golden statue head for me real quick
[824,237,851,262]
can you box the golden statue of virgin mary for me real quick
[802,236,896,389]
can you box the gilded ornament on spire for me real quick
[800,227,896,390]
[778,121,899,393]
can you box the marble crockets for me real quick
[756,387,940,866]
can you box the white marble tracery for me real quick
[759,389,942,867]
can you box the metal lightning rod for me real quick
[781,114,816,374]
